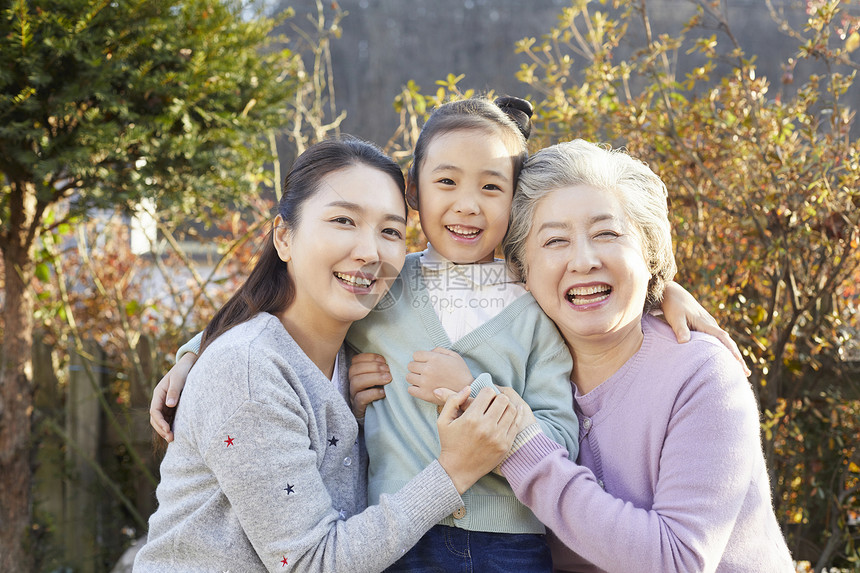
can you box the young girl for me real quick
[346,97,576,571]
[151,99,746,571]
[134,138,524,572]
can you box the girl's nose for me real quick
[452,191,480,215]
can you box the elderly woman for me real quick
[495,139,793,571]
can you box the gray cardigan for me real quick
[134,313,463,572]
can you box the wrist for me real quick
[437,454,479,495]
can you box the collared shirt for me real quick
[417,244,528,343]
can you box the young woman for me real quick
[133,138,524,573]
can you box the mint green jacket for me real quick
[347,253,579,534]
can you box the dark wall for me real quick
[278,0,858,144]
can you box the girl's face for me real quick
[411,129,515,264]
[275,164,407,329]
[524,184,650,348]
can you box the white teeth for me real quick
[335,272,373,287]
[446,225,481,237]
[567,285,611,297]
[566,285,611,305]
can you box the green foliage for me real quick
[0,0,300,225]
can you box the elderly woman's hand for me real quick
[497,387,538,434]
[661,281,750,376]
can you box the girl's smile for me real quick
[411,129,515,264]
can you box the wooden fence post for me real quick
[64,340,105,573]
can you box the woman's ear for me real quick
[273,215,291,262]
[405,176,419,211]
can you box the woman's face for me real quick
[276,164,407,329]
[524,184,651,348]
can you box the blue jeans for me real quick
[385,524,552,573]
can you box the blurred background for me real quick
[1,0,858,571]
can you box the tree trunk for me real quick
[0,180,38,572]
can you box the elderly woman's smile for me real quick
[524,183,651,351]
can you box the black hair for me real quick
[406,95,533,209]
[199,137,406,354]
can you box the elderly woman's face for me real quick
[524,184,651,346]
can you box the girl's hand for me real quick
[348,353,391,421]
[149,352,197,442]
[436,387,522,494]
[661,282,750,376]
[407,347,474,405]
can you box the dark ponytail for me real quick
[199,137,405,354]
[494,96,533,140]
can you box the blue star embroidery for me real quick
[284,484,295,495]
[328,436,339,447]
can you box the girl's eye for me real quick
[437,178,455,186]
[383,228,404,240]
[483,183,502,191]
[331,216,355,226]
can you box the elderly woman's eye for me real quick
[544,237,567,247]
[597,230,620,238]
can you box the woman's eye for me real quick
[596,230,620,239]
[331,217,355,226]
[383,228,404,240]
[543,238,567,247]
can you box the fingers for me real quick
[352,386,386,418]
[349,354,391,394]
[351,369,391,393]
[497,386,525,406]
[149,377,174,442]
[433,387,459,403]
[671,320,692,344]
[350,352,387,367]
[438,387,471,425]
[407,383,442,405]
[406,361,426,376]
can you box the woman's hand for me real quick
[497,387,538,434]
[407,347,473,405]
[661,281,750,376]
[348,353,391,420]
[149,352,196,442]
[436,387,522,494]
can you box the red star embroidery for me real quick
[224,435,234,447]
[281,556,288,566]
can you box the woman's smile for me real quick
[565,282,612,309]
[333,270,376,294]
[524,183,650,347]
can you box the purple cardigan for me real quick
[501,315,793,572]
